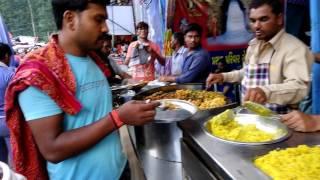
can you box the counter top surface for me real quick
[179,106,320,180]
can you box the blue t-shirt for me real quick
[176,47,212,84]
[0,66,14,117]
[18,54,126,180]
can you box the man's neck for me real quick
[174,45,181,52]
[188,46,200,51]
[138,37,148,43]
[58,32,88,57]
[261,28,282,42]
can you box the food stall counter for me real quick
[178,107,320,180]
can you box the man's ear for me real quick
[4,54,10,66]
[63,10,76,31]
[276,13,284,26]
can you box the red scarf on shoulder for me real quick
[5,35,111,180]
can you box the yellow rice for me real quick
[254,145,320,180]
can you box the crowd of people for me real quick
[0,0,320,179]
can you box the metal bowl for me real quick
[203,113,292,145]
[154,99,198,123]
[111,84,128,91]
[111,81,148,92]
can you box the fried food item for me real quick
[162,101,179,110]
[199,97,226,109]
[144,90,227,110]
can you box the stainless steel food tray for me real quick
[203,113,292,145]
[133,84,236,111]
[133,83,204,100]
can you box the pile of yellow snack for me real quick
[206,110,278,142]
[254,145,320,180]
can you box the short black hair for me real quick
[249,0,283,15]
[0,43,12,61]
[136,21,149,30]
[51,0,110,30]
[183,23,202,36]
[173,32,184,46]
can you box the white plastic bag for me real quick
[0,161,26,180]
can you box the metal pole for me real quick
[131,0,137,33]
[27,0,36,37]
[111,5,115,48]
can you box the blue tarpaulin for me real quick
[311,0,320,114]
[311,0,320,54]
[0,14,16,67]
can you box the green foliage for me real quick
[0,0,56,41]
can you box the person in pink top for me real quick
[124,22,165,81]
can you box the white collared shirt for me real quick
[0,61,8,67]
[171,46,188,76]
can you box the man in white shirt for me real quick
[167,32,187,76]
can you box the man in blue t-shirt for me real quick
[0,42,14,164]
[159,23,213,84]
[13,0,159,179]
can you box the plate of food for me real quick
[154,99,198,123]
[203,109,291,145]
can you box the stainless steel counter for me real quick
[138,149,183,180]
[123,85,189,180]
[179,106,320,180]
[129,123,184,180]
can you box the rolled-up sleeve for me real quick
[222,68,244,83]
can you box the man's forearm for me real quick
[159,75,176,82]
[166,76,176,82]
[311,115,320,131]
[315,53,320,62]
[222,69,244,83]
[124,57,130,65]
[260,81,309,105]
[154,52,165,65]
[120,72,131,79]
[29,114,117,163]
